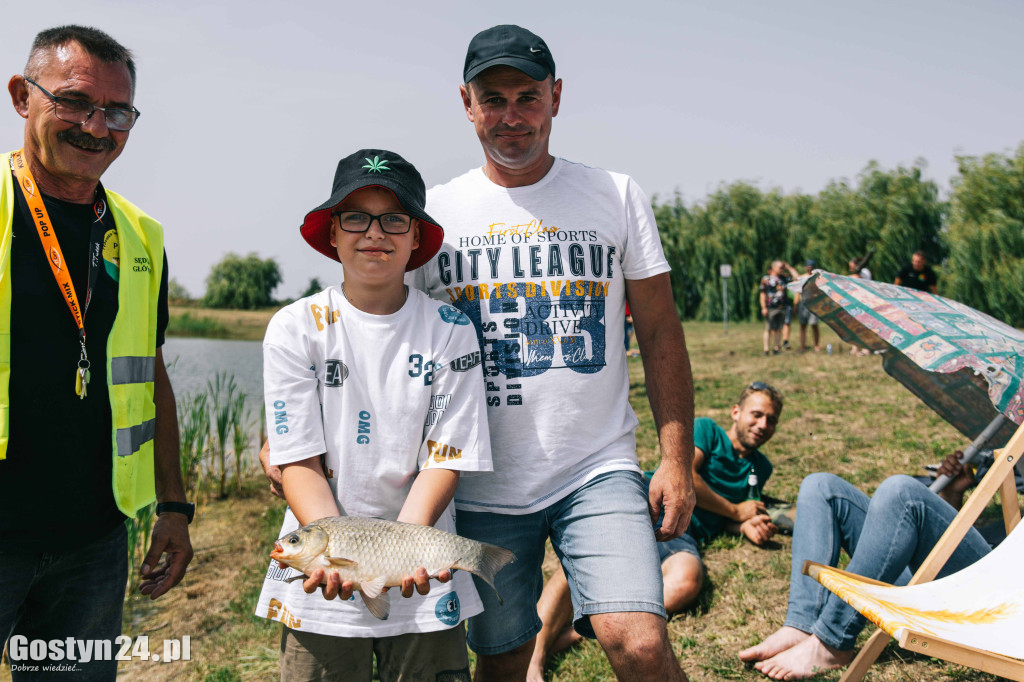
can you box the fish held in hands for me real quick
[270,515,515,620]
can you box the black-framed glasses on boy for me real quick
[748,381,771,391]
[332,211,413,234]
[23,77,140,132]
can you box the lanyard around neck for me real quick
[10,149,108,397]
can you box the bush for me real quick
[166,312,230,338]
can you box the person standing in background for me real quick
[792,260,820,353]
[760,261,791,355]
[894,251,938,294]
[778,261,799,351]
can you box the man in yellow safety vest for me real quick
[1,25,192,679]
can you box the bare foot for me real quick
[753,634,855,679]
[526,659,546,682]
[739,626,810,662]
[553,625,583,652]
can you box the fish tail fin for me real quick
[360,591,391,620]
[460,544,516,605]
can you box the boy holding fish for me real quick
[255,149,494,681]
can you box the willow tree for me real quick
[805,162,946,281]
[202,252,282,309]
[944,144,1024,325]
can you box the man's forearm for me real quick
[694,475,739,520]
[642,325,694,468]
[153,348,186,504]
[626,275,696,538]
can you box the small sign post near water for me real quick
[720,264,732,335]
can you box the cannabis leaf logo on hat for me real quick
[362,156,390,173]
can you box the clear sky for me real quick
[3,0,1021,297]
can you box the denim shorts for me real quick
[657,528,702,564]
[456,470,666,655]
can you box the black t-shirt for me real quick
[759,274,791,309]
[896,263,937,292]
[0,177,168,551]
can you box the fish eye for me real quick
[287,534,300,544]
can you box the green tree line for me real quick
[183,145,1023,325]
[656,143,1024,326]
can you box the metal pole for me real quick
[723,278,728,335]
[929,413,1008,492]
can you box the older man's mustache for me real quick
[57,129,117,152]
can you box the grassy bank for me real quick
[168,306,276,342]
[62,320,1009,681]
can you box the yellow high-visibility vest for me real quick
[0,151,163,516]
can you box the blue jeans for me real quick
[785,473,991,650]
[0,523,128,680]
[658,528,702,564]
[456,470,665,655]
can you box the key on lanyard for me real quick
[75,340,91,399]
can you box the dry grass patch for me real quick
[116,487,286,681]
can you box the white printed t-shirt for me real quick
[411,158,670,514]
[255,286,492,637]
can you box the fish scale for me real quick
[271,515,515,620]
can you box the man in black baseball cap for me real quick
[463,24,556,83]
[410,24,695,682]
[455,24,563,187]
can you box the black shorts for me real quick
[765,307,787,331]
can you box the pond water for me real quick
[163,337,264,410]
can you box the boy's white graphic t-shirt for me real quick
[412,158,671,514]
[255,286,492,637]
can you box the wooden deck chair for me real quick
[802,420,1024,681]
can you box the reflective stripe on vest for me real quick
[117,418,156,457]
[111,356,156,385]
[0,152,163,516]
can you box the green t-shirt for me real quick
[688,417,773,542]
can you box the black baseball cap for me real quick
[463,24,555,83]
[300,149,444,272]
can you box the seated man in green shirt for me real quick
[528,382,784,682]
[688,381,779,551]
